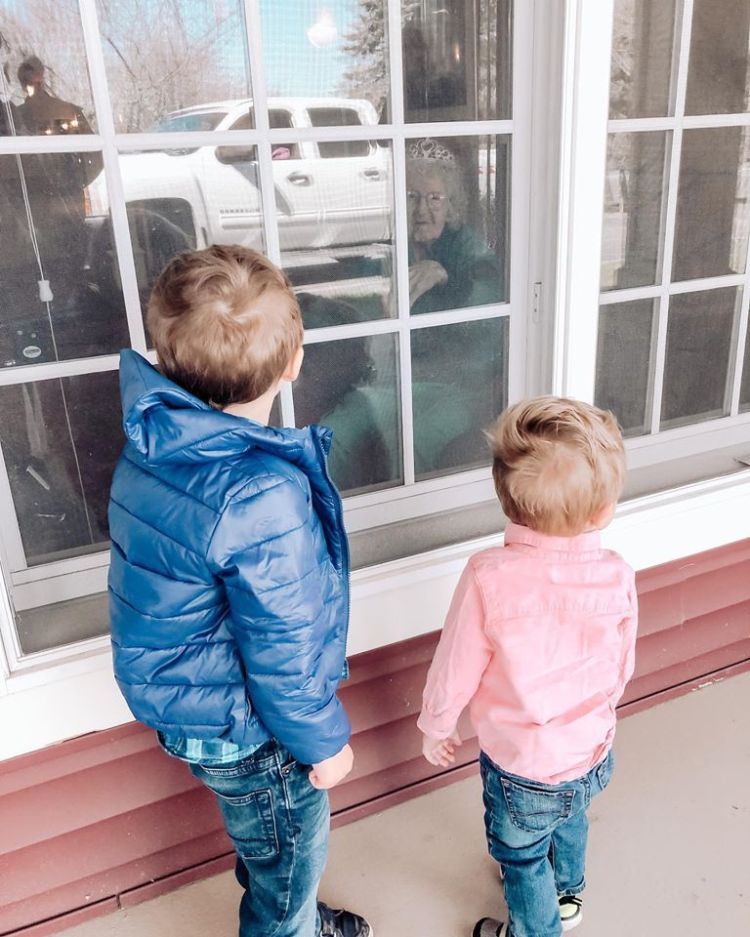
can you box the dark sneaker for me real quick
[559,895,583,931]
[472,919,509,937]
[318,901,373,937]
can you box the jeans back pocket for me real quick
[500,777,575,834]
[214,788,279,860]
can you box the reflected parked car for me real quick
[86,97,391,255]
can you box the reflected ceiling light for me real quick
[307,8,338,47]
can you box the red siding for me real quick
[1,539,749,935]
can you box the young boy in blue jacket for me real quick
[108,245,371,937]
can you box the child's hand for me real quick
[309,744,354,789]
[422,731,462,767]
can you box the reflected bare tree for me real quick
[97,0,249,130]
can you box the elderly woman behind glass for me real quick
[406,138,503,314]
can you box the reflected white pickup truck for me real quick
[88,97,391,259]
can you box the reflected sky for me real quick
[260,1,361,96]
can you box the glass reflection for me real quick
[0,371,122,565]
[595,300,657,437]
[662,288,738,429]
[260,0,390,122]
[406,137,507,314]
[293,324,401,496]
[601,132,669,291]
[412,317,508,479]
[96,0,251,133]
[0,151,128,365]
[673,127,750,281]
[741,328,750,412]
[685,0,750,115]
[281,140,395,326]
[0,1,96,133]
[609,0,678,119]
[403,0,512,122]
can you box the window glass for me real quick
[281,142,396,326]
[403,0,512,122]
[0,0,97,135]
[412,317,508,480]
[96,0,251,133]
[259,0,390,122]
[609,0,678,119]
[661,288,739,429]
[0,371,122,566]
[406,135,510,314]
[294,333,402,496]
[596,300,657,437]
[672,127,750,282]
[741,329,750,412]
[685,0,750,115]
[152,111,228,133]
[601,132,670,291]
[0,152,128,366]
[115,146,262,326]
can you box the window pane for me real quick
[610,0,678,119]
[259,0,389,122]
[283,142,395,326]
[685,0,750,115]
[0,0,97,135]
[601,132,669,290]
[0,153,128,366]
[595,300,657,437]
[0,371,122,566]
[741,326,750,412]
[97,0,251,133]
[294,333,402,496]
[673,127,750,281]
[403,0,512,122]
[661,288,739,429]
[113,146,263,325]
[412,317,508,480]
[407,135,509,315]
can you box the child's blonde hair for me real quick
[147,244,303,407]
[489,396,626,537]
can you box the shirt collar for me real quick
[504,522,602,557]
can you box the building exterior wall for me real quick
[1,538,749,936]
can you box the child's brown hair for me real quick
[147,244,302,407]
[489,396,626,536]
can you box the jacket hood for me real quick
[119,349,331,471]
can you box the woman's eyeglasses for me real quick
[406,191,449,209]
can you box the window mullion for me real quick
[387,0,415,488]
[554,0,615,400]
[78,0,148,354]
[649,0,695,435]
[243,0,291,426]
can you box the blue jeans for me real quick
[190,740,329,937]
[480,749,614,937]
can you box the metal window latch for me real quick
[735,454,750,468]
[532,282,542,324]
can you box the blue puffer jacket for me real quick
[108,350,351,765]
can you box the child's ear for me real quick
[589,501,616,530]
[282,346,304,383]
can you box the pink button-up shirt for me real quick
[418,523,638,784]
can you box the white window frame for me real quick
[1,0,750,759]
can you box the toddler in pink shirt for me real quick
[418,397,638,937]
